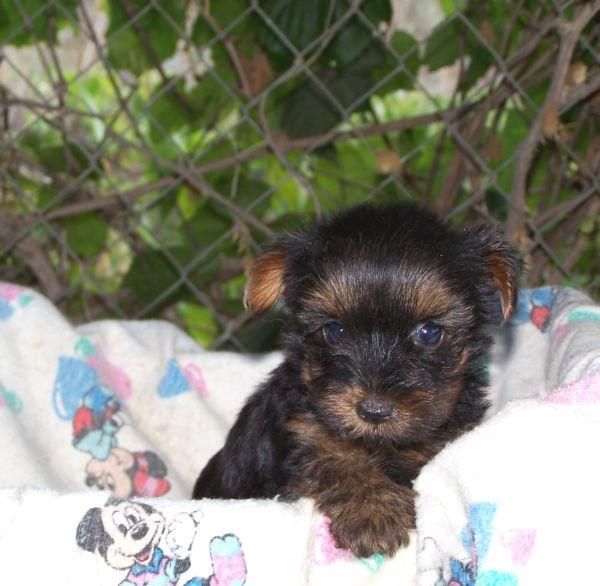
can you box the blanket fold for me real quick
[0,282,598,584]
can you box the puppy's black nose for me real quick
[356,400,395,423]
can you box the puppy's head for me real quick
[245,203,521,444]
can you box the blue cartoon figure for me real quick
[512,287,555,332]
[53,356,102,421]
[447,559,476,586]
[73,385,122,460]
[54,339,172,498]
[445,503,518,586]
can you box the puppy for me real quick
[193,203,520,557]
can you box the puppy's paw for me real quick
[326,485,416,558]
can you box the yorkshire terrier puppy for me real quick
[193,203,520,557]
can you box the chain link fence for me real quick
[1,0,598,352]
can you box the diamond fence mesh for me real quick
[0,0,598,352]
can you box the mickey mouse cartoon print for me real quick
[75,498,247,586]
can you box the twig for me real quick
[0,96,107,119]
[257,93,322,217]
[118,0,194,115]
[251,0,366,97]
[0,216,64,299]
[45,177,175,220]
[175,165,275,238]
[435,111,486,215]
[561,71,600,113]
[506,0,600,241]
[530,195,599,284]
[203,9,252,98]
[210,311,252,350]
[44,106,468,220]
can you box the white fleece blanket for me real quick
[0,283,598,584]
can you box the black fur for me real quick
[193,203,521,555]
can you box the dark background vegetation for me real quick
[1,0,598,352]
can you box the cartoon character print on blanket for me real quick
[76,498,247,586]
[85,447,171,498]
[0,282,34,320]
[510,286,556,332]
[313,516,386,573]
[53,337,171,498]
[0,381,24,414]
[425,502,535,586]
[157,358,209,399]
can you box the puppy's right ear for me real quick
[243,248,287,314]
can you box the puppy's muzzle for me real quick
[356,400,396,423]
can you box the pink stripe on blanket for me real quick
[546,371,600,404]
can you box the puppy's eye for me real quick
[415,322,444,346]
[322,321,344,344]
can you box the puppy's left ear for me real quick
[244,231,313,314]
[469,225,522,324]
[243,248,287,314]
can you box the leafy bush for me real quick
[1,0,598,351]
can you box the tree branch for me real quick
[0,216,64,299]
[506,0,600,241]
[43,106,469,220]
[45,177,175,220]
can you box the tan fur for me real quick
[304,378,464,444]
[484,248,517,322]
[287,414,415,557]
[243,249,286,314]
[302,272,354,318]
[303,268,461,322]
[407,273,461,320]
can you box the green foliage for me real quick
[253,0,330,68]
[177,302,219,347]
[2,0,597,351]
[106,0,187,75]
[64,214,109,258]
[281,66,372,138]
[0,0,77,45]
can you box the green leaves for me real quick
[0,0,77,45]
[281,66,372,138]
[373,31,420,93]
[424,19,462,72]
[124,247,189,306]
[439,0,467,16]
[63,214,109,258]
[254,0,403,138]
[4,0,597,345]
[254,0,391,72]
[423,14,497,92]
[20,129,101,179]
[106,0,186,74]
[253,0,330,69]
[177,302,219,348]
[325,0,391,68]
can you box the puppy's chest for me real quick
[368,436,458,484]
[364,445,428,484]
